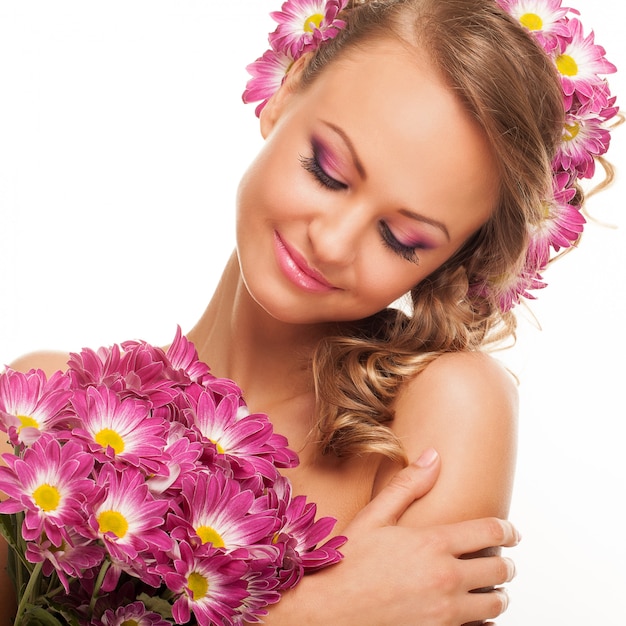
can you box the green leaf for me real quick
[0,513,20,549]
[138,592,175,620]
[19,605,70,626]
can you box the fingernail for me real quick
[504,556,517,581]
[415,447,438,468]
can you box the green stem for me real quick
[13,512,26,598]
[88,559,111,614]
[13,561,43,626]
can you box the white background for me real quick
[0,1,624,623]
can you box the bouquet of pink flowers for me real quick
[0,328,345,626]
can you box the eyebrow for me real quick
[322,120,451,242]
[399,209,451,242]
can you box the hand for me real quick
[265,449,518,625]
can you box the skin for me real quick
[0,37,519,625]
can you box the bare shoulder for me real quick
[9,351,70,376]
[399,350,518,412]
[392,350,519,449]
[375,351,519,523]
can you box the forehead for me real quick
[294,38,499,237]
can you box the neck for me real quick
[187,251,334,412]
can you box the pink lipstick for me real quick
[273,232,338,293]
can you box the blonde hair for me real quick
[301,0,572,462]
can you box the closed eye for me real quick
[378,221,421,265]
[299,152,347,191]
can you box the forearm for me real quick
[248,566,349,626]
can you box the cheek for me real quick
[237,146,306,224]
[358,256,423,305]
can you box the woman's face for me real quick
[236,38,499,325]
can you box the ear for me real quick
[260,54,310,139]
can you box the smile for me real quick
[273,232,339,293]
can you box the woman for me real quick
[0,0,617,623]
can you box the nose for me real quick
[307,202,368,266]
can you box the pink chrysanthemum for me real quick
[553,18,617,110]
[555,105,615,179]
[527,173,582,268]
[116,341,180,409]
[71,385,168,475]
[269,477,345,589]
[0,368,71,446]
[493,258,549,312]
[185,385,298,480]
[25,528,105,593]
[269,0,348,58]
[67,344,125,391]
[164,326,213,385]
[496,0,573,51]
[235,564,282,624]
[0,435,95,546]
[242,48,294,117]
[169,471,277,551]
[146,428,204,495]
[86,465,172,564]
[98,601,171,626]
[163,541,249,626]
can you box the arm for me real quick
[259,452,518,625]
[256,352,518,625]
[375,351,518,527]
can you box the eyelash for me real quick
[378,221,421,265]
[300,149,421,265]
[299,153,347,191]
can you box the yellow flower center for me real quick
[32,483,61,512]
[95,428,125,454]
[17,415,39,431]
[187,571,209,600]
[563,122,580,141]
[520,13,543,31]
[120,621,139,626]
[97,510,129,538]
[210,438,225,454]
[195,525,226,548]
[556,54,578,77]
[304,13,324,33]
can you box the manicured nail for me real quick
[415,447,438,468]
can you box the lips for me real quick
[273,232,338,293]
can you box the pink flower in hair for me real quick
[495,259,548,312]
[527,172,581,266]
[496,0,573,51]
[554,18,617,110]
[242,48,294,117]
[554,105,615,179]
[269,0,348,58]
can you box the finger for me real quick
[354,448,441,527]
[461,587,510,623]
[444,517,521,556]
[459,555,516,592]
